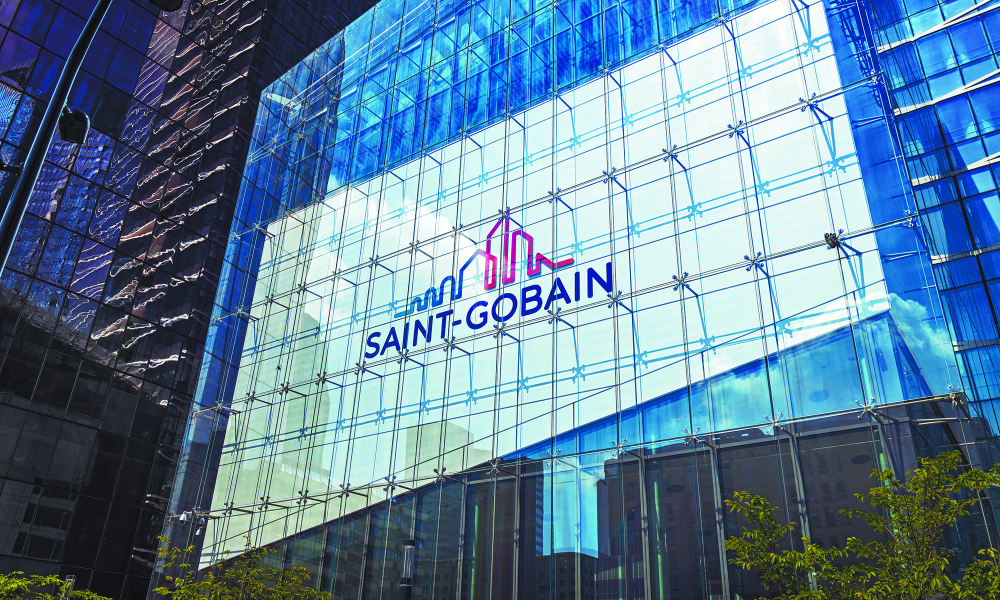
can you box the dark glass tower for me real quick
[0,0,373,597]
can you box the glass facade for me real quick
[174,0,1000,598]
[870,0,1000,447]
[0,0,374,598]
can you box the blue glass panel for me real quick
[959,345,1000,401]
[26,49,62,99]
[956,166,996,197]
[44,7,84,58]
[98,0,128,36]
[909,6,942,35]
[81,30,114,78]
[970,83,1000,134]
[88,189,129,244]
[66,70,100,116]
[11,0,56,43]
[529,11,552,99]
[899,107,944,155]
[984,10,1000,52]
[941,284,998,341]
[981,249,1000,280]
[932,256,981,290]
[883,44,923,89]
[936,96,978,144]
[7,214,51,276]
[893,82,931,107]
[915,178,958,210]
[0,0,19,27]
[0,30,40,69]
[71,240,113,299]
[941,0,973,19]
[37,225,84,288]
[964,191,1000,248]
[921,201,974,255]
[107,44,143,92]
[119,4,155,51]
[397,33,433,83]
[961,56,997,83]
[56,175,100,234]
[952,19,992,64]
[917,30,957,77]
[927,68,961,99]
[949,138,987,170]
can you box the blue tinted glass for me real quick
[894,81,931,107]
[942,284,998,341]
[928,68,962,99]
[26,49,62,99]
[900,107,944,155]
[61,0,97,18]
[980,249,1000,280]
[57,175,101,234]
[969,82,1000,133]
[984,130,1000,155]
[120,4,155,51]
[42,7,83,58]
[7,214,50,276]
[961,56,997,83]
[941,0,973,19]
[0,0,19,26]
[11,0,56,43]
[0,31,40,69]
[949,138,987,169]
[904,0,937,15]
[937,96,978,143]
[915,178,959,210]
[909,6,942,34]
[951,19,991,64]
[921,201,974,255]
[906,148,949,179]
[107,44,143,92]
[985,10,1000,52]
[81,30,114,78]
[68,70,100,115]
[957,166,997,196]
[89,189,129,244]
[965,191,1000,248]
[37,225,85,288]
[884,45,925,89]
[98,0,129,36]
[932,256,981,289]
[917,30,957,76]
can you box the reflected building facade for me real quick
[172,0,1000,598]
[0,0,374,598]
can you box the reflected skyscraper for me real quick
[0,0,374,597]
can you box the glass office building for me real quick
[175,0,1000,597]
[0,0,373,598]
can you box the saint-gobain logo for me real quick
[366,215,612,359]
[394,214,574,318]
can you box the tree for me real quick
[0,572,110,600]
[152,536,331,600]
[723,450,1000,600]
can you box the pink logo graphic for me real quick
[394,215,574,317]
[483,214,575,290]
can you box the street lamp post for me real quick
[0,0,183,274]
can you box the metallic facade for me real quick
[0,0,373,598]
[178,0,1000,598]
